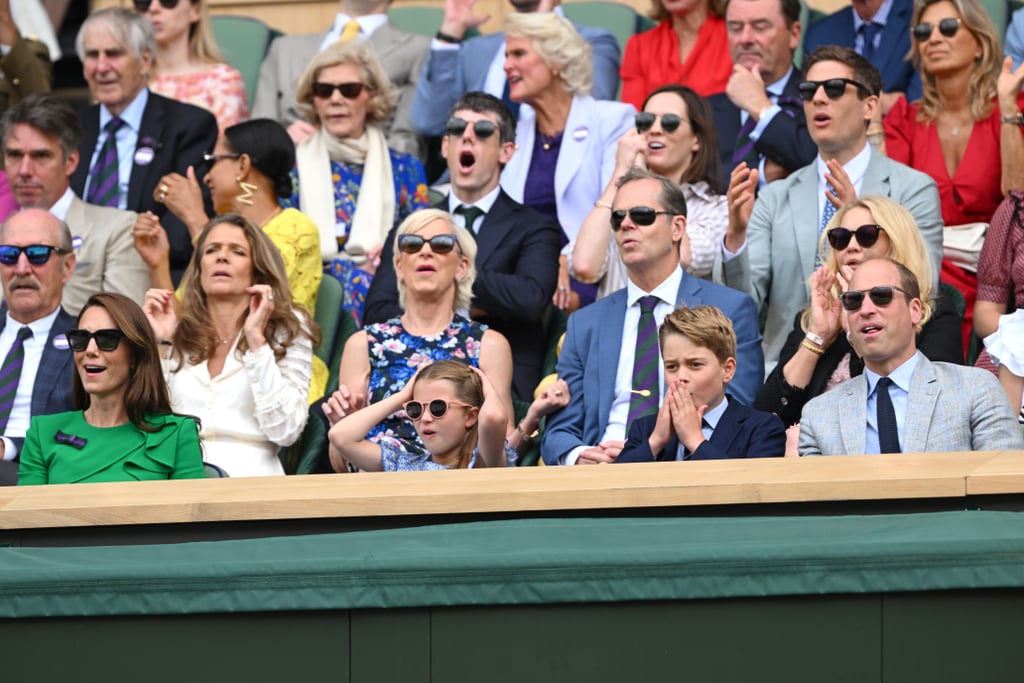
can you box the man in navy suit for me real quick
[69,7,217,284]
[803,0,920,108]
[709,0,816,191]
[540,168,764,466]
[0,210,76,485]
[364,92,561,401]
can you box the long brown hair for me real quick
[412,361,483,469]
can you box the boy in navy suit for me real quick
[618,306,785,462]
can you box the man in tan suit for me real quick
[252,0,428,158]
[1,92,148,314]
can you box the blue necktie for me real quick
[876,377,901,453]
[860,22,882,63]
[86,117,125,207]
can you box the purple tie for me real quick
[0,326,33,432]
[731,114,760,167]
[627,296,661,424]
[86,117,125,207]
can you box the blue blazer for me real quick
[0,306,76,455]
[540,273,764,465]
[410,25,621,136]
[803,0,921,101]
[616,398,786,462]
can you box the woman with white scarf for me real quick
[288,40,429,322]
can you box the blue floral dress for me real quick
[365,315,486,453]
[379,441,519,471]
[286,149,430,322]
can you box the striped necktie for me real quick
[627,296,661,424]
[86,117,124,207]
[0,326,33,432]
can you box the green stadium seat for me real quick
[210,15,279,107]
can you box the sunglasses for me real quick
[133,0,180,10]
[913,17,962,41]
[796,78,873,101]
[827,224,885,250]
[403,399,472,421]
[65,329,126,352]
[397,234,458,255]
[0,244,71,266]
[445,117,498,139]
[311,81,368,99]
[635,112,684,134]
[610,206,674,231]
[839,285,911,312]
[203,152,241,166]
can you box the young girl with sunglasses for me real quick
[329,361,567,471]
[755,196,963,454]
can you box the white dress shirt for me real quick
[319,12,389,51]
[0,308,61,460]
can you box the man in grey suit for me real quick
[2,92,148,315]
[799,258,1023,456]
[714,45,943,371]
[252,0,428,157]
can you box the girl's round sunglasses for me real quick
[404,399,472,421]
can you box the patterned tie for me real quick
[731,113,760,167]
[876,377,901,453]
[860,22,882,63]
[816,191,838,267]
[336,19,361,44]
[455,204,485,235]
[86,117,124,207]
[0,326,33,432]
[627,296,661,424]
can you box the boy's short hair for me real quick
[658,305,736,363]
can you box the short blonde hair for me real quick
[504,13,593,96]
[393,209,477,313]
[294,40,398,127]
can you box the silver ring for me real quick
[267,294,274,302]
[558,286,567,292]
[554,389,563,396]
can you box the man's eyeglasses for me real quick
[445,117,498,139]
[827,224,885,250]
[404,399,473,420]
[133,0,180,10]
[796,78,874,101]
[311,82,368,99]
[65,329,126,352]
[610,206,675,231]
[839,285,911,312]
[0,244,71,266]
[635,112,684,134]
[913,17,962,41]
[397,234,458,255]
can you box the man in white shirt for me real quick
[714,44,943,371]
[0,208,76,485]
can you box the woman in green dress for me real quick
[18,292,204,485]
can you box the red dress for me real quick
[619,18,732,109]
[884,93,1024,353]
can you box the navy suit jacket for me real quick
[803,0,921,101]
[0,306,76,455]
[70,91,218,281]
[708,70,816,192]
[540,272,764,465]
[616,398,786,462]
[363,190,562,400]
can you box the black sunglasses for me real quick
[133,0,180,10]
[913,17,962,41]
[445,117,498,139]
[203,152,241,165]
[796,78,873,101]
[398,234,458,255]
[310,81,367,99]
[827,224,885,251]
[404,399,472,421]
[65,329,126,352]
[839,285,911,312]
[635,112,684,134]
[610,206,674,231]
[0,244,71,266]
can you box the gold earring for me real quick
[235,177,257,206]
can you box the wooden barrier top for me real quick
[2,451,1022,531]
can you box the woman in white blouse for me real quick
[144,214,315,476]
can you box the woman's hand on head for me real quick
[131,211,170,269]
[243,285,275,349]
[143,288,177,341]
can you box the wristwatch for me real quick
[1001,111,1024,127]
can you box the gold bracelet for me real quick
[800,338,825,356]
[517,422,540,442]
[594,200,613,210]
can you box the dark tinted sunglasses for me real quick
[397,234,458,255]
[310,81,367,99]
[610,206,674,231]
[839,285,911,312]
[635,112,683,134]
[0,244,71,266]
[827,224,885,250]
[445,117,498,139]
[203,152,241,166]
[404,399,471,420]
[65,329,126,352]
[797,78,873,101]
[133,0,180,10]
[913,17,961,41]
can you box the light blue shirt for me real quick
[863,351,919,454]
[87,88,149,211]
[674,395,728,460]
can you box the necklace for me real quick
[259,206,283,227]
[214,329,239,345]
[538,129,564,151]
